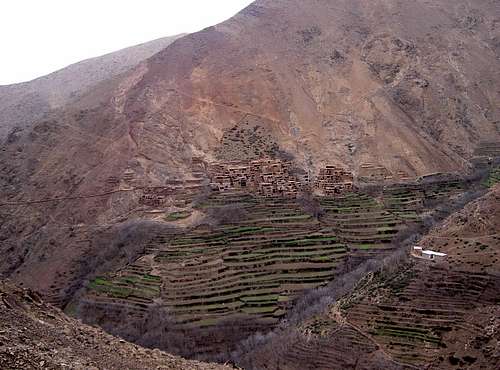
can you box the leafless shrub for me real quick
[357,183,384,198]
[191,185,212,207]
[80,299,270,362]
[78,300,194,356]
[132,303,195,355]
[297,191,324,218]
[275,150,295,162]
[202,204,249,227]
[232,329,300,370]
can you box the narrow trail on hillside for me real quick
[0,188,139,207]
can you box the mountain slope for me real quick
[0,34,185,141]
[235,185,500,369]
[1,0,499,324]
[121,0,500,176]
[0,0,500,365]
[0,279,230,370]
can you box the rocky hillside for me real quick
[1,0,499,286]
[121,0,500,177]
[0,34,184,141]
[418,184,500,274]
[0,279,230,370]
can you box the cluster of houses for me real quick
[313,165,354,196]
[208,158,303,198]
[136,155,363,207]
[139,178,206,208]
[208,159,357,198]
[139,187,174,207]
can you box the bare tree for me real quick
[297,191,324,219]
[203,204,249,226]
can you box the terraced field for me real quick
[83,193,349,357]
[484,166,500,188]
[252,262,500,370]
[248,317,393,370]
[82,179,473,358]
[342,265,500,367]
[474,141,500,158]
[83,257,162,322]
[383,180,464,219]
[320,193,405,259]
[156,194,347,330]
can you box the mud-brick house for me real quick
[227,165,251,186]
[259,182,275,197]
[314,165,355,195]
[211,175,231,191]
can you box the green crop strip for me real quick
[483,167,500,187]
[164,211,191,221]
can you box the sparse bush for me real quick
[297,192,324,219]
[191,185,212,207]
[203,204,249,227]
[275,150,295,162]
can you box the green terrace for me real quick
[86,185,473,335]
[319,193,405,255]
[134,195,348,326]
[371,324,442,346]
[344,267,497,365]
[164,211,192,221]
[484,166,500,188]
[88,274,161,300]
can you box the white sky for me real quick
[0,0,255,85]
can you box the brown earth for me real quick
[418,184,500,274]
[0,279,231,370]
